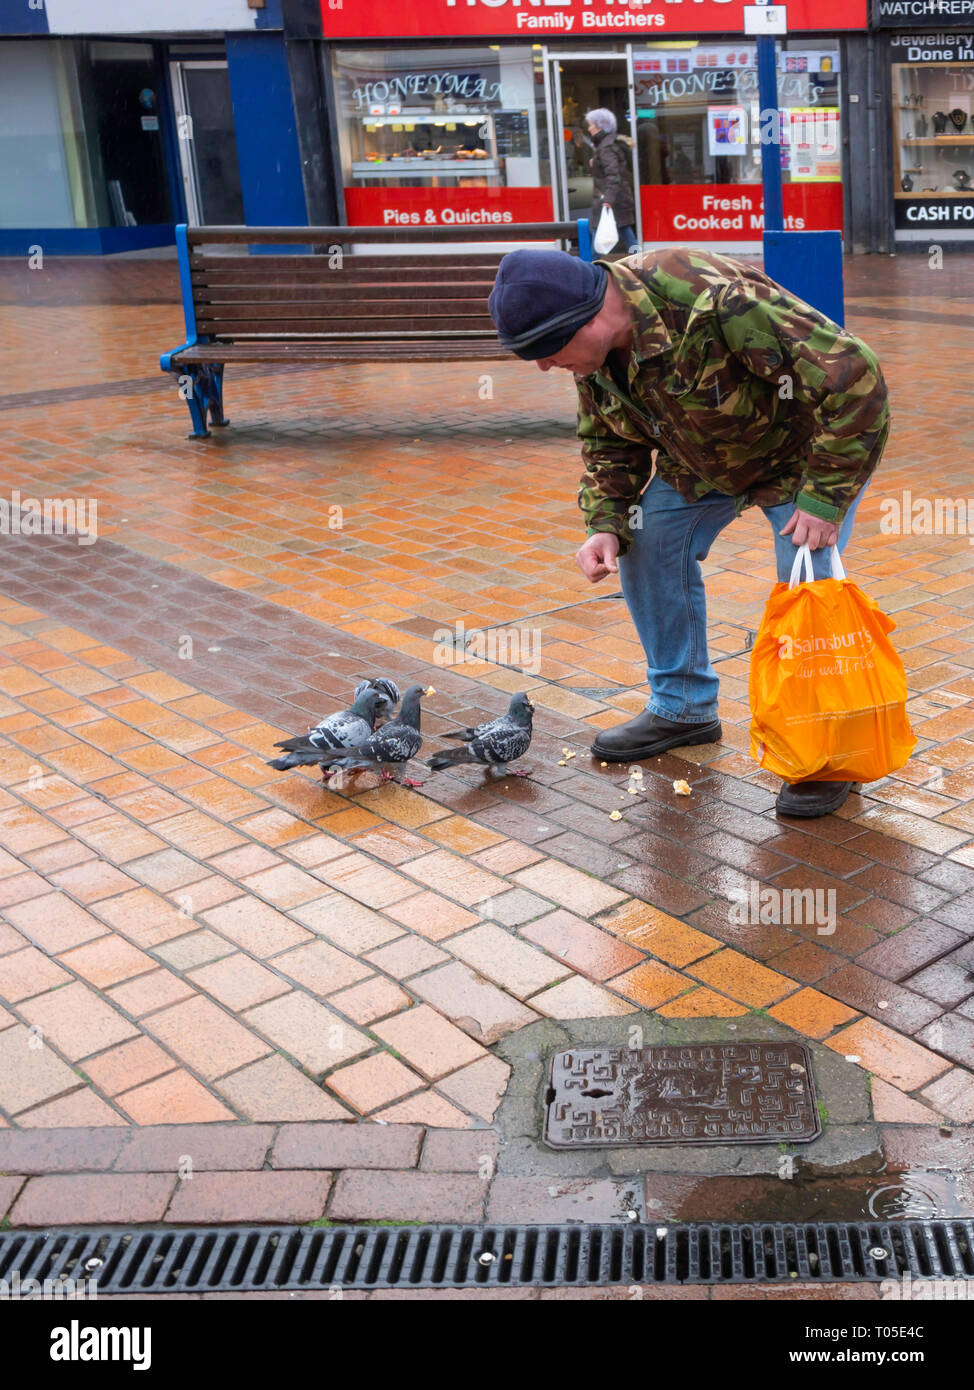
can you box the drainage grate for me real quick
[2,1222,972,1292]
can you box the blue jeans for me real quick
[618,473,865,724]
[615,225,638,253]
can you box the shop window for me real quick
[893,61,974,223]
[0,38,173,231]
[332,46,553,228]
[632,42,842,242]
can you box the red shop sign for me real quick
[640,182,843,240]
[344,185,556,227]
[321,0,867,41]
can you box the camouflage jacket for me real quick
[577,248,890,553]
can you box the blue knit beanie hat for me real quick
[488,249,608,360]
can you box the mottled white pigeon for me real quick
[267,686,382,771]
[354,676,400,724]
[426,692,534,774]
[311,684,434,786]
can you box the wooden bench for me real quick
[160,221,592,438]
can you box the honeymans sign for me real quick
[878,0,974,23]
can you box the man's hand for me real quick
[576,532,620,582]
[781,508,839,551]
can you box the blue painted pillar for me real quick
[225,34,308,227]
[757,35,783,234]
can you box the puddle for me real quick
[654,1170,974,1224]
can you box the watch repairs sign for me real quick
[879,0,974,25]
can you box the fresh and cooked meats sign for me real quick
[320,0,867,39]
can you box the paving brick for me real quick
[447,922,569,998]
[106,968,196,1018]
[373,1090,475,1127]
[143,994,271,1081]
[855,919,965,982]
[0,944,72,1001]
[4,892,106,953]
[383,890,480,942]
[83,1036,177,1097]
[116,1124,274,1172]
[329,1170,486,1222]
[823,1018,951,1090]
[687,948,795,1008]
[917,1014,974,1070]
[768,988,860,1039]
[272,939,372,995]
[187,953,291,1011]
[372,1004,486,1080]
[165,1170,332,1224]
[521,910,644,982]
[401,849,508,906]
[608,960,689,1010]
[115,1069,238,1125]
[10,1173,174,1227]
[513,860,626,916]
[920,1068,974,1123]
[215,1055,351,1121]
[529,976,637,1019]
[201,896,312,957]
[0,1176,25,1218]
[420,1129,498,1173]
[0,1126,128,1173]
[291,893,404,953]
[326,1052,425,1113]
[328,975,411,1024]
[153,929,235,970]
[410,961,539,1045]
[19,980,138,1061]
[271,1122,423,1170]
[243,992,372,1074]
[435,1055,511,1122]
[598,900,720,966]
[881,1125,974,1171]
[364,936,448,979]
[57,935,155,988]
[817,963,944,1033]
[486,1177,640,1224]
[869,1077,941,1124]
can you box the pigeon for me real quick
[426,692,534,774]
[354,676,400,724]
[311,684,434,786]
[267,686,382,771]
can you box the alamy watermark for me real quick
[433,620,542,676]
[880,490,974,544]
[0,1270,98,1300]
[0,492,98,546]
[729,879,836,936]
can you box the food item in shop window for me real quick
[952,169,972,191]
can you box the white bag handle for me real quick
[788,543,845,589]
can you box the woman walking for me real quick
[585,108,637,255]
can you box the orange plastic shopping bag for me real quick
[749,544,916,784]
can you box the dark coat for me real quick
[589,131,636,229]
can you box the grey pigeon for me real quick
[312,684,433,785]
[354,676,400,723]
[267,687,382,771]
[426,692,534,773]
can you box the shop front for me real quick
[321,0,866,253]
[877,0,974,245]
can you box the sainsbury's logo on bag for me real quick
[777,628,874,661]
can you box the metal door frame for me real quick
[168,59,230,227]
[543,48,642,248]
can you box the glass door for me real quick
[546,52,640,247]
[169,60,244,225]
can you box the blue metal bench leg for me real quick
[177,364,230,440]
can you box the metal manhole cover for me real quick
[544,1043,820,1149]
